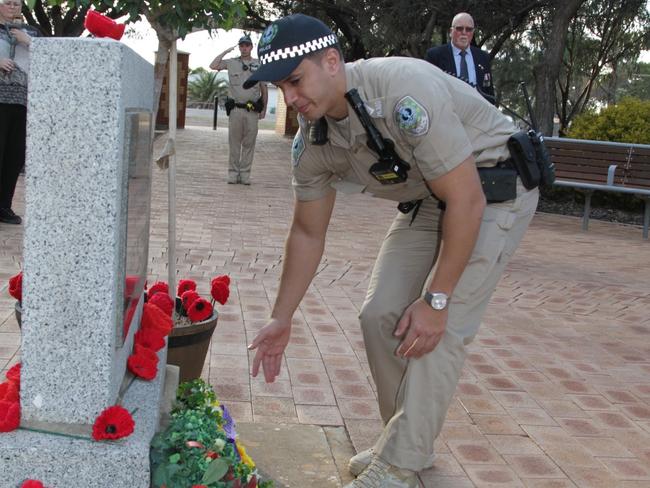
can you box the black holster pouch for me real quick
[224,98,235,116]
[532,132,556,187]
[478,167,518,203]
[253,97,265,113]
[507,130,556,189]
[507,131,540,189]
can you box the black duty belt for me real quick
[234,101,257,111]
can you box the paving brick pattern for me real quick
[2,127,650,487]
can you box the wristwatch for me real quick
[424,291,448,311]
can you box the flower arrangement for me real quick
[145,275,230,326]
[151,379,273,488]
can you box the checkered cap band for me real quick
[260,34,338,65]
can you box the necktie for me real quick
[459,50,469,82]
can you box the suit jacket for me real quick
[425,44,496,105]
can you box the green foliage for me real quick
[617,62,650,101]
[174,378,218,412]
[188,71,228,103]
[113,0,247,39]
[567,98,650,144]
[151,379,272,488]
[27,0,246,39]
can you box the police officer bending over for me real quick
[210,34,268,185]
[245,14,539,488]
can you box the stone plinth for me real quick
[0,352,171,488]
[20,38,154,427]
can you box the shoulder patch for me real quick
[394,96,429,137]
[291,132,305,167]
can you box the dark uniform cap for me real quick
[242,14,338,89]
[238,34,252,45]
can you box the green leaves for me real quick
[202,457,229,484]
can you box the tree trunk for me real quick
[148,19,176,125]
[533,0,584,135]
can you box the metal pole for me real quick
[168,41,178,298]
[213,95,218,130]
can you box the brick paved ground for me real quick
[2,126,650,487]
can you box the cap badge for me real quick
[260,24,278,47]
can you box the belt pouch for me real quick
[478,167,517,203]
[507,131,540,189]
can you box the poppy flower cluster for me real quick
[0,363,22,433]
[126,302,174,381]
[146,275,231,324]
[8,271,22,302]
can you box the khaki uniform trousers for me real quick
[359,182,539,472]
[228,108,260,183]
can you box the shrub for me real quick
[567,97,650,144]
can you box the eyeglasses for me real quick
[453,26,475,33]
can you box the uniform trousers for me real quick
[228,108,259,183]
[359,182,539,471]
[0,103,27,210]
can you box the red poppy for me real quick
[124,275,140,298]
[210,280,230,305]
[20,481,44,488]
[9,271,22,302]
[245,475,258,488]
[6,363,20,385]
[92,405,134,441]
[211,275,231,287]
[147,281,169,297]
[0,381,19,402]
[181,290,200,311]
[192,485,209,488]
[133,343,158,362]
[141,303,173,336]
[84,10,126,41]
[0,400,20,432]
[177,279,197,297]
[187,298,213,323]
[127,353,158,381]
[134,328,165,352]
[148,292,174,317]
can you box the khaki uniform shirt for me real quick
[291,57,517,203]
[225,57,263,103]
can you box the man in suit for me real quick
[425,12,496,105]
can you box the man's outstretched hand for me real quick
[248,318,291,383]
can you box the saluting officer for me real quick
[244,14,539,488]
[210,34,268,185]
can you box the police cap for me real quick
[238,34,252,45]
[242,14,338,89]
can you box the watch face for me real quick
[426,292,448,310]
[432,295,447,310]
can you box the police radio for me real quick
[345,89,411,185]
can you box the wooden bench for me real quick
[544,137,650,239]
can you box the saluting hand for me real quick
[394,298,447,359]
[248,318,291,383]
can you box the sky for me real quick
[121,19,260,71]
